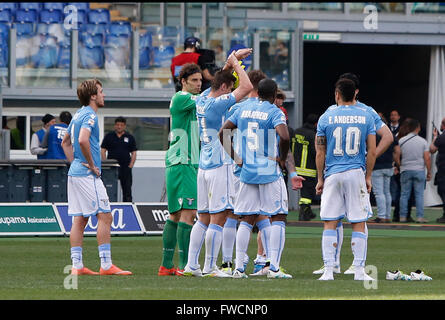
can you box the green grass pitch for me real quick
[1,207,445,300]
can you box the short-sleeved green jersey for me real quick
[165,91,200,168]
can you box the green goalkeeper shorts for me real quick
[165,164,198,214]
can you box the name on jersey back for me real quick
[328,115,366,124]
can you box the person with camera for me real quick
[171,36,217,92]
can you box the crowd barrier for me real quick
[0,202,169,236]
[0,159,119,203]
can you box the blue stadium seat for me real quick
[153,46,175,68]
[105,34,129,47]
[0,23,9,47]
[85,23,108,37]
[15,9,38,23]
[104,44,130,69]
[31,39,58,68]
[88,9,110,24]
[40,9,63,24]
[0,3,17,12]
[139,31,152,48]
[43,3,65,12]
[139,46,151,69]
[67,3,89,12]
[109,21,131,36]
[78,44,104,69]
[0,44,8,67]
[57,43,70,68]
[19,3,42,11]
[80,31,103,47]
[13,22,35,36]
[0,9,13,23]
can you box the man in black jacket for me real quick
[291,113,318,221]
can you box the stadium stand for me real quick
[31,36,58,68]
[42,3,65,12]
[88,9,110,24]
[15,9,38,23]
[109,21,132,37]
[19,3,42,11]
[152,46,175,68]
[139,31,152,69]
[78,43,104,69]
[0,3,17,11]
[39,9,63,24]
[0,9,13,23]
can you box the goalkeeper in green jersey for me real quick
[159,63,203,276]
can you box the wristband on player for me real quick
[290,171,298,178]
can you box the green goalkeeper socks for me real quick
[161,219,178,269]
[177,222,193,270]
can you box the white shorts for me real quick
[319,168,372,223]
[198,164,236,214]
[235,177,288,216]
[67,175,111,217]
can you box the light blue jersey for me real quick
[317,104,376,178]
[67,106,101,177]
[196,91,237,170]
[225,97,258,177]
[326,100,385,132]
[229,99,286,184]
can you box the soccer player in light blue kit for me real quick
[61,79,132,276]
[313,72,393,275]
[183,49,254,277]
[315,78,377,281]
[220,78,304,279]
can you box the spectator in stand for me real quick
[395,118,431,223]
[41,111,72,159]
[31,114,56,159]
[171,37,216,92]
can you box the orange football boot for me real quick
[158,265,176,276]
[71,267,99,275]
[100,264,133,275]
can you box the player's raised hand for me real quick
[235,48,253,60]
[291,175,305,190]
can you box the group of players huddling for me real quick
[160,46,393,281]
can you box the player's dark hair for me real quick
[77,79,102,107]
[178,63,202,83]
[211,69,237,91]
[335,78,356,102]
[248,70,266,91]
[339,72,360,89]
[305,113,319,126]
[115,116,126,124]
[258,78,278,102]
[59,111,72,125]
